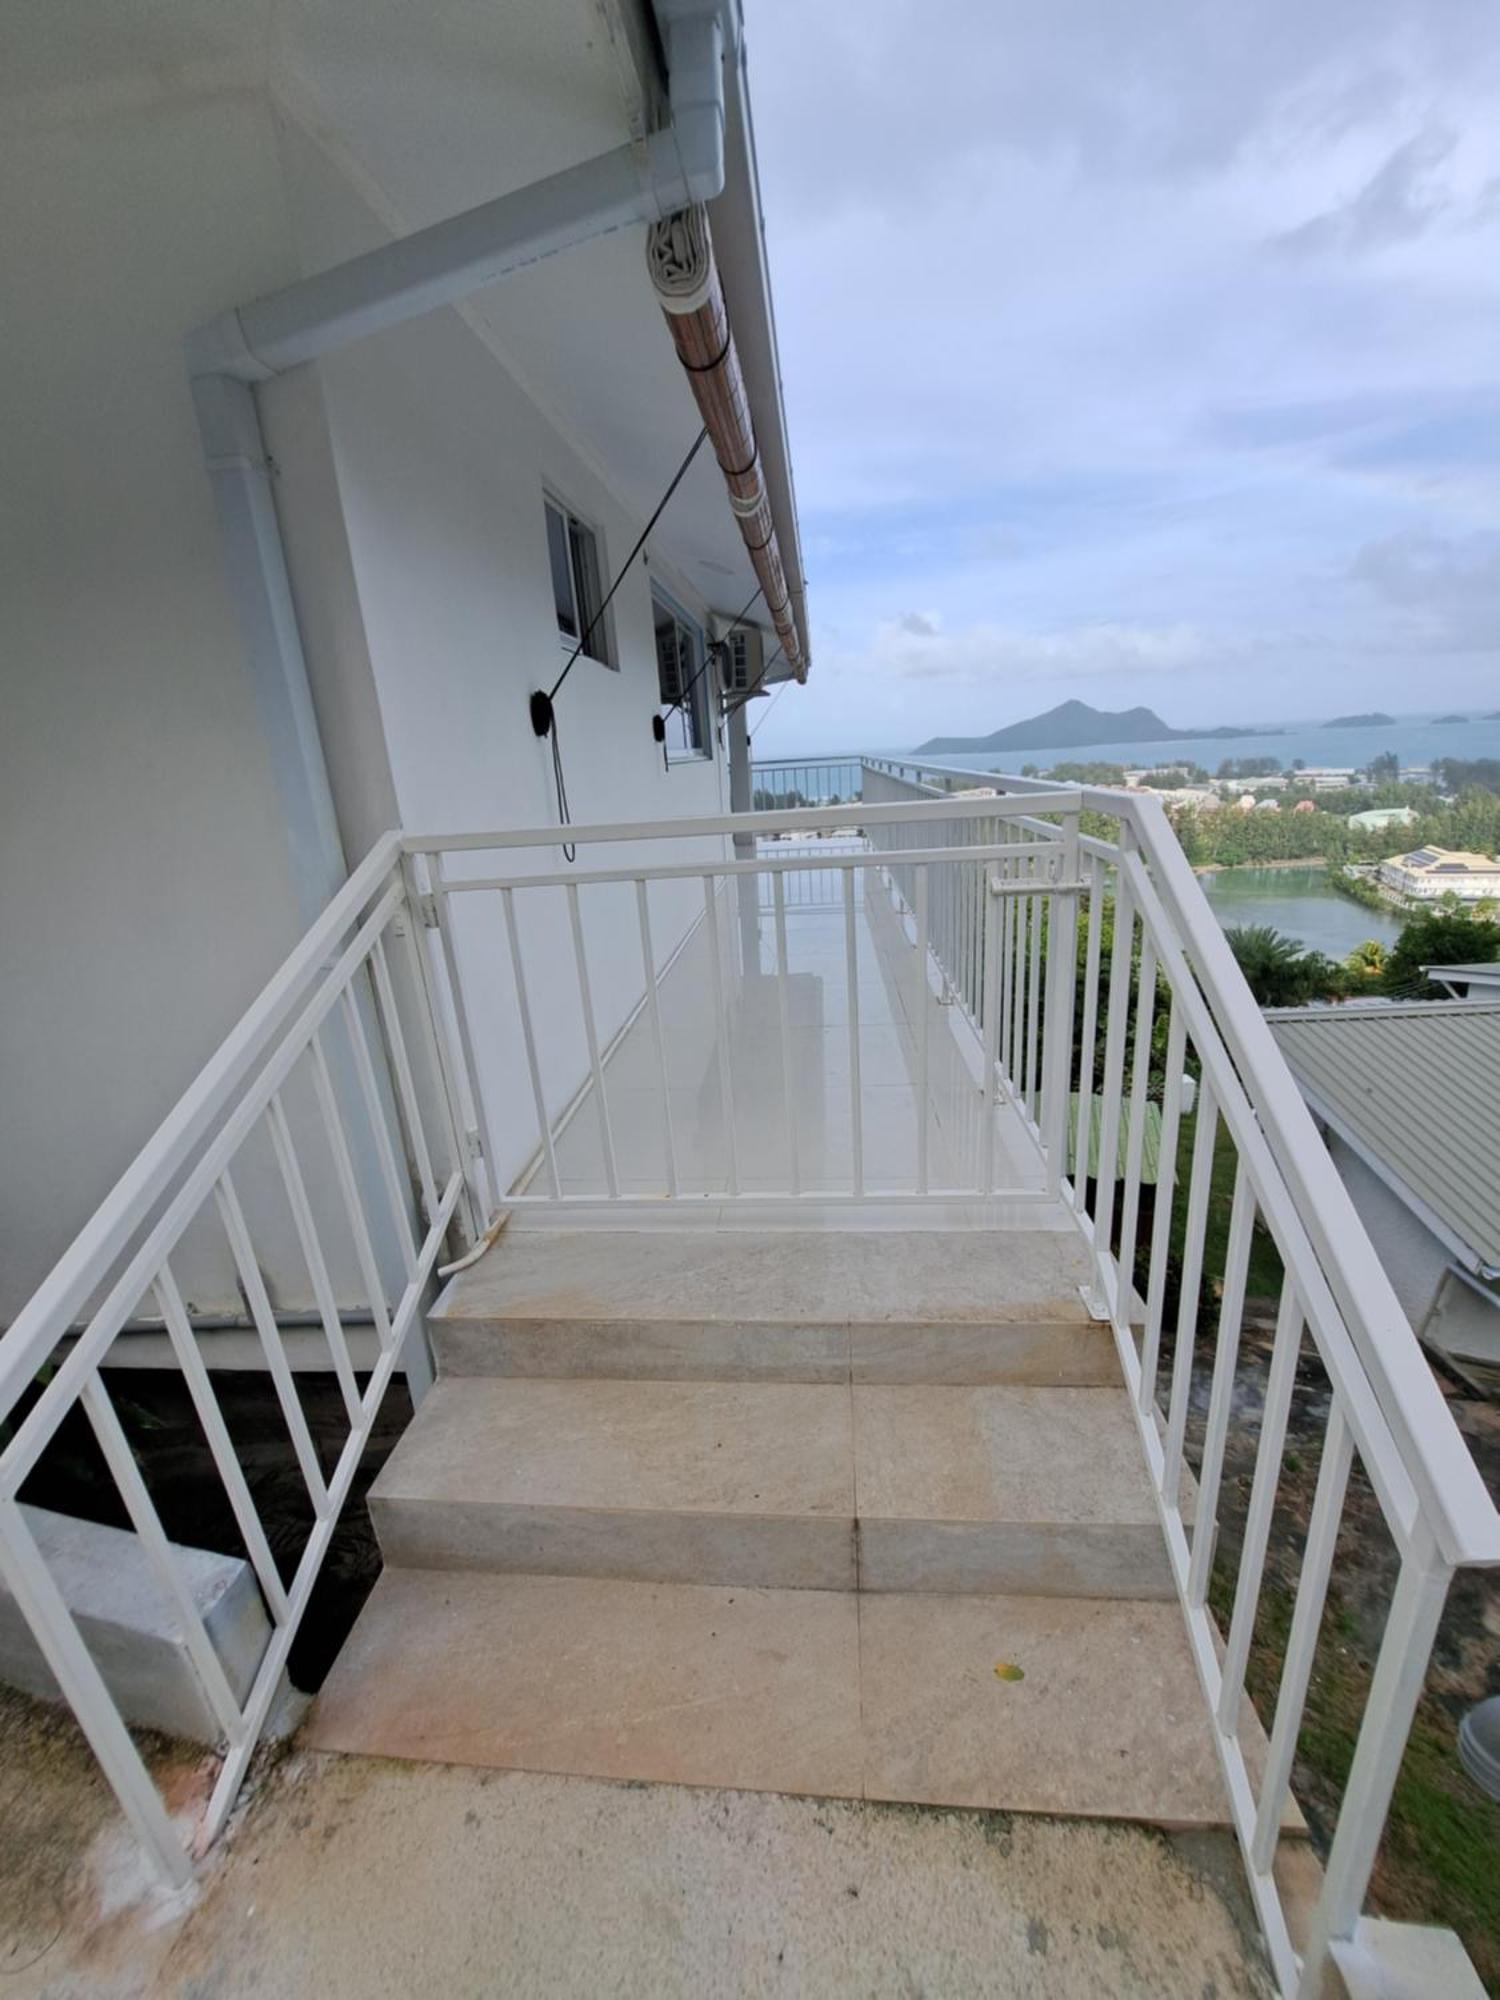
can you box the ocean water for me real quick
[900,712,1500,780]
[1196,865,1401,959]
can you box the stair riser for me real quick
[857,1520,1177,1601]
[432,1317,1117,1387]
[370,1498,858,1591]
[370,1498,1171,1599]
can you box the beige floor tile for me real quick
[307,1570,864,1799]
[854,1384,1160,1525]
[859,1592,1238,1824]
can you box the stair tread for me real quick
[372,1379,1162,1528]
[434,1229,1094,1328]
[308,1570,1279,1830]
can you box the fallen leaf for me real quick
[993,1661,1025,1683]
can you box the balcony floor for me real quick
[534,867,1046,1206]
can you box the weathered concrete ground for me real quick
[1,1686,1276,1999]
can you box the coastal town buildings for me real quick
[1379,846,1500,904]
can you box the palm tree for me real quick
[1223,925,1335,1007]
[1345,938,1386,979]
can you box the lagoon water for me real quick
[1196,865,1401,958]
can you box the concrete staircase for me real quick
[308,1227,1263,1829]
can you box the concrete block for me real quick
[0,1504,270,1744]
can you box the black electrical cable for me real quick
[547,426,708,707]
[531,424,708,860]
[661,582,764,730]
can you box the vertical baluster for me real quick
[634,878,678,1198]
[980,869,1002,1194]
[153,1265,289,1621]
[339,984,418,1278]
[1024,887,1043,1118]
[1162,1082,1220,1504]
[1115,936,1158,1309]
[501,887,560,1198]
[1296,1520,1451,1993]
[772,871,800,1194]
[997,855,1013,1080]
[1219,1276,1303,1731]
[1091,869,1137,1260]
[1138,1006,1187,1416]
[1073,854,1105,1209]
[214,1168,329,1511]
[844,866,864,1196]
[1252,1402,1354,1870]
[915,864,930,1195]
[703,874,740,1194]
[308,1036,393,1348]
[1040,881,1079,1198]
[395,858,478,1235]
[566,881,618,1198]
[427,855,501,1215]
[266,1094,362,1427]
[1187,1160,1255,1605]
[80,1371,245,1741]
[368,934,438,1224]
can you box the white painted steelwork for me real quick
[4,771,1497,2000]
[860,754,1500,1999]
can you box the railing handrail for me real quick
[0,832,408,1407]
[403,790,1084,854]
[861,756,1500,1568]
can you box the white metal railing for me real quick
[748,755,864,808]
[0,834,476,1885]
[7,775,1498,1996]
[862,754,1500,1998]
[0,789,1079,1883]
[406,791,1081,1204]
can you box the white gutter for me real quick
[184,0,736,916]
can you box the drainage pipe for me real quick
[645,202,805,682]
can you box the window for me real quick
[545,497,613,667]
[654,591,712,761]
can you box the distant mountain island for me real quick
[1323,712,1395,728]
[914,700,1268,756]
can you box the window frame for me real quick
[543,492,616,670]
[652,587,713,765]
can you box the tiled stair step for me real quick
[431,1228,1115,1386]
[368,1378,1181,1599]
[307,1571,1290,1833]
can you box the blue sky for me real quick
[745,0,1500,752]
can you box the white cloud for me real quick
[867,619,1217,686]
[742,0,1500,752]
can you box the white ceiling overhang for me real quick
[4,0,808,684]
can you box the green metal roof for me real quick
[1066,1095,1163,1183]
[1265,1000,1500,1273]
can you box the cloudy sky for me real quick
[744,0,1500,752]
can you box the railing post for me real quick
[409,849,499,1226]
[1295,1521,1452,1999]
[397,849,482,1243]
[1040,814,1080,1197]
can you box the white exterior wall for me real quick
[2,86,743,1322]
[0,86,313,1323]
[267,120,733,1204]
[1324,1132,1500,1364]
